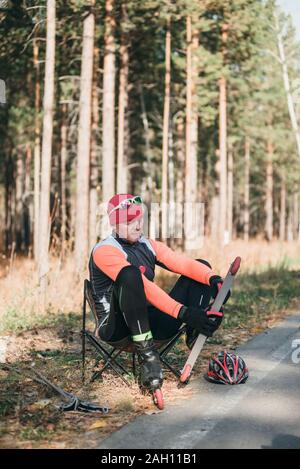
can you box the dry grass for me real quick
[155,239,300,294]
[202,238,300,273]
[0,256,82,333]
[1,239,299,330]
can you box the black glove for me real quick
[178,305,223,337]
[209,275,231,304]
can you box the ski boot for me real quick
[135,339,164,410]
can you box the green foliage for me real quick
[0,307,80,334]
[224,263,300,329]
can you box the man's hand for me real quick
[178,305,223,337]
[209,275,231,304]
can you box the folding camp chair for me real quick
[81,279,187,387]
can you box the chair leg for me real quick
[159,326,186,359]
[85,333,132,386]
[94,349,128,377]
[81,293,87,384]
[158,326,187,379]
[160,355,181,379]
[86,334,130,375]
[91,349,132,387]
[132,352,139,381]
[91,365,131,386]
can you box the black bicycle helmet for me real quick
[205,351,249,385]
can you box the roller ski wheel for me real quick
[180,364,191,384]
[153,388,164,410]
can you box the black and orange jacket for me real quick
[89,233,213,322]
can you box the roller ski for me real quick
[180,256,241,384]
[135,339,164,410]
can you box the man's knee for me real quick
[196,258,212,269]
[115,265,142,288]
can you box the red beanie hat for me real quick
[107,193,143,225]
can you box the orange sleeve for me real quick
[149,239,213,285]
[93,245,183,318]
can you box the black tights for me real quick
[99,260,212,343]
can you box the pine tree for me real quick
[102,0,116,203]
[74,2,95,274]
[38,0,56,307]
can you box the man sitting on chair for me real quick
[89,193,228,392]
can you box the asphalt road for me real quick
[99,311,300,449]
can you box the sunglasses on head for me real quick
[108,196,143,216]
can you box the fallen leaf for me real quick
[27,399,51,411]
[89,420,107,430]
[258,297,270,303]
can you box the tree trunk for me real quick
[161,16,171,242]
[89,45,100,250]
[117,2,129,193]
[24,144,32,253]
[75,4,95,274]
[279,174,286,241]
[60,103,67,259]
[168,116,175,244]
[210,195,219,242]
[190,26,199,206]
[175,111,184,248]
[38,0,56,307]
[25,145,31,197]
[33,37,41,263]
[185,16,199,251]
[265,139,273,241]
[218,24,228,245]
[298,199,300,243]
[138,83,153,202]
[4,152,13,251]
[227,141,233,242]
[102,0,116,203]
[274,12,300,161]
[287,198,293,241]
[244,138,250,241]
[293,191,299,240]
[124,97,130,190]
[15,148,24,252]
